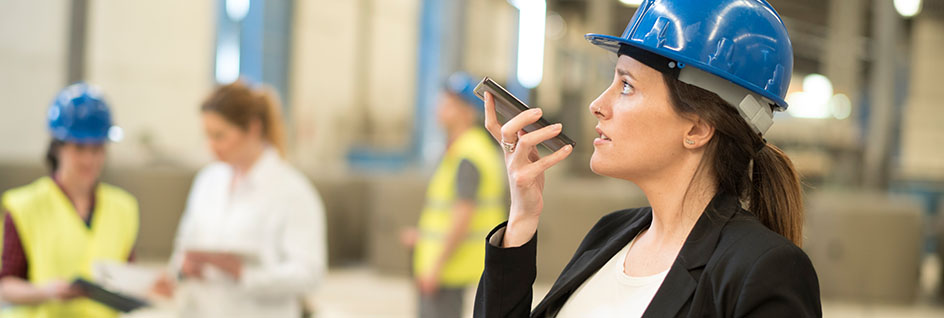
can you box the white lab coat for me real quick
[170,147,326,318]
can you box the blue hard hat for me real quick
[48,83,119,143]
[585,0,793,111]
[445,72,484,113]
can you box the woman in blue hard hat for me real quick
[151,80,326,318]
[473,0,820,317]
[0,83,138,318]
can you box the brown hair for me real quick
[201,80,287,157]
[45,139,65,173]
[665,78,804,246]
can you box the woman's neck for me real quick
[636,157,717,246]
[232,143,267,177]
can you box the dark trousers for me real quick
[419,287,464,318]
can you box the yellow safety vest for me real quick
[414,128,506,286]
[0,176,138,318]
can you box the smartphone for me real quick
[473,77,576,152]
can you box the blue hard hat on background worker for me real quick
[444,72,484,113]
[48,82,123,143]
[585,0,792,134]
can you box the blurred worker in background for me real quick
[0,83,138,318]
[151,80,326,318]
[402,73,506,318]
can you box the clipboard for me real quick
[71,277,149,313]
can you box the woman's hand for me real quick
[41,280,82,301]
[181,252,205,279]
[196,252,243,280]
[482,92,574,247]
[150,273,176,298]
[416,272,439,296]
[399,227,419,248]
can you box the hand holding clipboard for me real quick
[71,278,149,313]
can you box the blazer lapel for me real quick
[532,209,653,317]
[642,193,741,317]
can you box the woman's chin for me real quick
[589,153,607,176]
[590,152,631,179]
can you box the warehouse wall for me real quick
[0,0,69,162]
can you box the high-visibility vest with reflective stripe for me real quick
[414,128,506,286]
[1,177,138,318]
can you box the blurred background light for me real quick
[803,73,834,102]
[828,93,852,120]
[786,73,837,119]
[894,0,922,18]
[510,0,546,89]
[108,126,124,142]
[225,0,250,22]
[546,11,566,41]
[214,39,240,84]
[619,0,644,7]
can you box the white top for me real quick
[170,148,327,318]
[556,236,669,318]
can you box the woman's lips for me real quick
[594,126,612,146]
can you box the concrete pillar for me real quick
[462,0,515,82]
[85,0,216,168]
[376,0,421,162]
[66,0,88,83]
[822,0,866,103]
[899,5,944,181]
[821,0,868,185]
[0,0,69,162]
[863,0,903,189]
[586,0,612,37]
[289,0,362,171]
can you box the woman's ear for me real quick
[247,118,264,139]
[683,116,714,149]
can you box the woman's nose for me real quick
[588,94,607,119]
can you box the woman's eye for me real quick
[620,81,634,95]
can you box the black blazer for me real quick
[473,193,821,317]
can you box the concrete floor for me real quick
[125,256,944,318]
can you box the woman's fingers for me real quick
[513,144,573,185]
[482,92,503,141]
[484,91,545,144]
[515,123,561,152]
[507,123,568,169]
[483,92,571,182]
[499,109,543,144]
[531,144,574,171]
[527,146,540,163]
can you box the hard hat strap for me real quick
[677,66,775,135]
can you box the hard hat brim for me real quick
[585,33,789,111]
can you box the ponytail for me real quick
[749,144,804,246]
[201,79,287,157]
[665,77,805,247]
[255,85,287,157]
